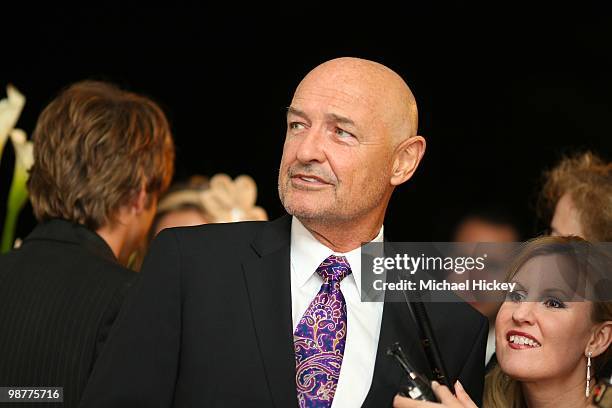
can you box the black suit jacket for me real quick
[0,219,135,408]
[80,216,487,407]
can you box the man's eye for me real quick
[543,297,566,309]
[335,128,353,138]
[289,122,305,130]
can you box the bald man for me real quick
[79,58,487,408]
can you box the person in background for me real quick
[0,81,175,407]
[453,208,521,369]
[453,208,521,244]
[539,151,611,241]
[152,173,267,236]
[151,175,212,236]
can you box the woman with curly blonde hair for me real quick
[539,151,611,241]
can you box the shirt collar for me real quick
[23,218,118,264]
[290,216,384,297]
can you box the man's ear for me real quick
[587,320,612,358]
[390,135,426,186]
[131,187,149,215]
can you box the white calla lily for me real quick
[0,85,26,158]
[10,129,34,173]
[1,128,33,253]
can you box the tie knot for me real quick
[316,255,352,282]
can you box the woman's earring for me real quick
[586,351,592,398]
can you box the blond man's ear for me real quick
[132,187,150,214]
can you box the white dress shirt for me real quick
[290,217,385,408]
[485,326,496,366]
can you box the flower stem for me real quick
[1,168,28,253]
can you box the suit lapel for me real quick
[361,245,433,408]
[361,300,432,407]
[242,216,298,408]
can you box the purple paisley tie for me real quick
[294,255,352,408]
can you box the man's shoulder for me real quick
[143,217,291,285]
[164,220,268,248]
[158,216,291,255]
[170,219,267,239]
[0,238,135,320]
[0,238,133,284]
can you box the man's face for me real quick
[454,218,519,243]
[278,74,394,223]
[550,192,585,237]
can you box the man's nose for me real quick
[296,126,326,164]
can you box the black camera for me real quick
[387,343,438,402]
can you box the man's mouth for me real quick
[291,174,330,185]
[506,330,542,349]
[299,176,321,183]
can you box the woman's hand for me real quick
[392,380,478,408]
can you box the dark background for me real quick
[1,4,610,243]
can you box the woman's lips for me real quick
[506,330,542,349]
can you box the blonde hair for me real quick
[539,151,612,241]
[28,80,175,230]
[484,236,612,407]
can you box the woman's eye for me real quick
[335,128,353,138]
[543,297,566,309]
[506,291,524,302]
